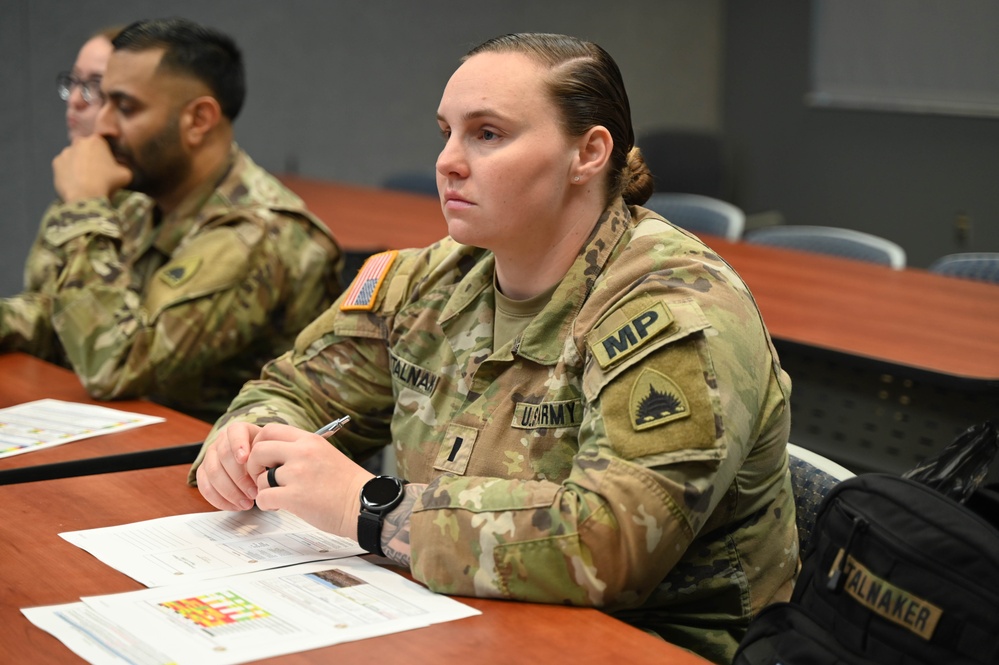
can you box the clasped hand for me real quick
[52,135,132,203]
[196,422,373,539]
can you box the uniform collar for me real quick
[152,143,240,255]
[440,198,633,365]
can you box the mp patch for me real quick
[587,300,674,369]
[630,368,690,431]
[341,250,398,311]
[158,257,203,288]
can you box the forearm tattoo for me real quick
[380,482,424,568]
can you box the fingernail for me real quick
[239,498,254,510]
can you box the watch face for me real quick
[362,476,403,508]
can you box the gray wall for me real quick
[0,0,722,296]
[12,0,991,296]
[724,1,999,268]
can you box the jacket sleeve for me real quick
[0,292,58,358]
[34,196,334,401]
[0,199,85,358]
[187,303,398,484]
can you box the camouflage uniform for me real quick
[191,199,797,663]
[0,145,342,421]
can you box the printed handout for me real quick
[61,508,366,587]
[0,398,165,459]
[23,558,480,665]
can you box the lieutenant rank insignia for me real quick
[630,368,690,430]
[341,250,398,311]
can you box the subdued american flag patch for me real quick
[340,250,399,311]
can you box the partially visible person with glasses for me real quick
[1,17,343,423]
[59,26,122,141]
[3,25,144,371]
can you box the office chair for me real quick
[638,129,731,200]
[928,252,999,284]
[787,443,855,556]
[382,171,438,197]
[744,225,907,269]
[645,192,745,241]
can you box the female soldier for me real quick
[193,33,797,664]
[61,27,121,141]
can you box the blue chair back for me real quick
[745,225,906,269]
[928,252,999,284]
[787,443,855,555]
[645,192,745,241]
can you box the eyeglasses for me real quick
[57,72,104,105]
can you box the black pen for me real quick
[314,415,350,439]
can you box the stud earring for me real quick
[573,175,581,182]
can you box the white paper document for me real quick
[0,398,165,459]
[23,558,481,665]
[61,508,366,586]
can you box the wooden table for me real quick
[0,465,709,664]
[705,238,999,474]
[0,354,709,664]
[279,175,446,252]
[279,176,999,384]
[0,353,210,471]
[707,237,999,384]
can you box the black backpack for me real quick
[734,474,999,665]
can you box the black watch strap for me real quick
[357,475,407,557]
[357,510,386,557]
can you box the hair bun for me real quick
[622,146,654,206]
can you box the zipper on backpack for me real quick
[826,514,869,592]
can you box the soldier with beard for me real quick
[0,18,343,421]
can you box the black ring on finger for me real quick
[266,466,280,488]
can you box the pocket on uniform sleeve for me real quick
[144,227,249,321]
[596,336,724,462]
